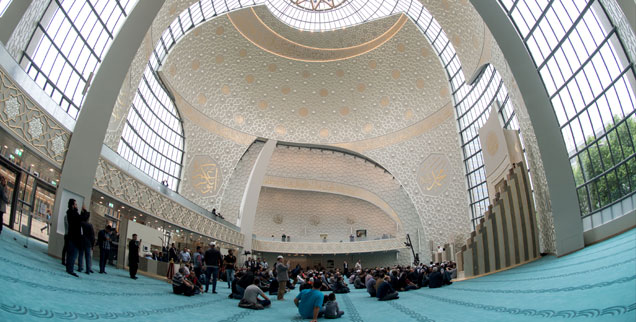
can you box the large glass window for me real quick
[455,66,520,229]
[409,9,522,229]
[20,0,137,119]
[117,67,184,191]
[499,0,636,217]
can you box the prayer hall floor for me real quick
[0,227,634,322]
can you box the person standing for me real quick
[204,241,222,293]
[224,249,237,289]
[168,243,179,263]
[65,199,89,277]
[128,233,141,279]
[355,260,362,271]
[97,225,112,274]
[275,255,290,300]
[78,215,95,274]
[343,261,349,277]
[0,176,9,236]
[193,246,204,279]
[180,248,191,264]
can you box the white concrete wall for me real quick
[253,188,397,242]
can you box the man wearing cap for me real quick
[275,255,290,300]
[204,241,222,293]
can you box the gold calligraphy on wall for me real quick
[417,154,451,197]
[188,155,223,196]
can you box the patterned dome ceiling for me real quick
[160,5,450,145]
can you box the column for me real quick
[239,139,277,252]
[48,0,165,258]
[470,1,584,256]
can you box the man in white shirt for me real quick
[180,249,191,264]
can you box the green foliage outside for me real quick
[571,115,636,215]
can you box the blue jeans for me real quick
[205,266,219,292]
[226,268,235,288]
[65,241,79,274]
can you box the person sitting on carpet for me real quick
[376,276,399,301]
[353,272,366,289]
[185,264,204,294]
[428,267,444,288]
[331,273,350,293]
[365,274,377,297]
[295,280,325,322]
[324,293,345,319]
[237,268,255,296]
[239,278,271,310]
[172,267,196,296]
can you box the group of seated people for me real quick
[171,263,205,296]
[360,262,456,301]
[171,258,457,319]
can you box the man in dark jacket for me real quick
[204,241,222,293]
[97,225,112,274]
[77,215,95,274]
[0,175,9,236]
[128,233,141,279]
[65,199,89,277]
[169,243,179,263]
[428,267,443,288]
[377,276,399,301]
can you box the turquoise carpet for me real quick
[0,227,635,321]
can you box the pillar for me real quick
[239,139,277,252]
[48,0,165,258]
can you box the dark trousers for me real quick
[78,244,91,272]
[379,291,399,301]
[173,284,195,296]
[194,266,202,280]
[258,299,271,307]
[65,241,79,273]
[99,248,110,273]
[61,235,69,264]
[129,261,138,278]
[205,266,219,292]
[0,212,4,235]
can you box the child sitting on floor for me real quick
[324,293,345,319]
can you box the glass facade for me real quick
[20,0,136,119]
[455,66,520,228]
[117,67,184,191]
[407,7,521,229]
[499,0,636,217]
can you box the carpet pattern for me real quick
[0,227,634,321]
